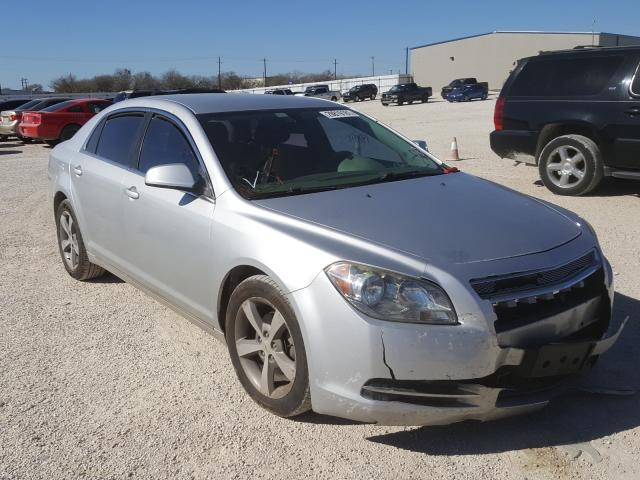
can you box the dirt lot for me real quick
[1,96,639,480]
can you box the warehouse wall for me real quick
[410,32,639,93]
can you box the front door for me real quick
[609,57,640,169]
[118,114,216,323]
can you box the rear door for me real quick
[609,56,640,169]
[118,113,216,322]
[71,112,146,267]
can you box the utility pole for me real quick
[333,59,337,80]
[371,56,375,77]
[405,47,409,75]
[263,58,267,87]
[218,56,222,89]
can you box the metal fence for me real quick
[238,74,414,94]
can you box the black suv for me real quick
[491,46,640,195]
[342,84,378,102]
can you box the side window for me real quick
[95,114,145,166]
[85,120,104,153]
[138,116,200,177]
[511,55,624,97]
[87,102,109,114]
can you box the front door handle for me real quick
[125,186,139,199]
[72,165,82,176]
[624,107,640,117]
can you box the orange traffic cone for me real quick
[450,137,460,161]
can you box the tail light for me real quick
[493,96,505,131]
[9,113,18,122]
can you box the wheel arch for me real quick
[53,190,68,217]
[217,265,268,337]
[536,123,601,163]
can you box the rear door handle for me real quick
[624,107,640,117]
[72,165,82,176]
[125,186,139,200]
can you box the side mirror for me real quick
[145,164,196,191]
[413,140,428,151]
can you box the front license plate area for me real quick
[523,342,593,378]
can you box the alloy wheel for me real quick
[234,297,297,399]
[59,210,80,270]
[546,145,587,188]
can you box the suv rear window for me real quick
[632,63,640,96]
[510,55,624,97]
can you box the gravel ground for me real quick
[1,96,639,480]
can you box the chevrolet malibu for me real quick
[48,94,625,425]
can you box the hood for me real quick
[255,173,581,265]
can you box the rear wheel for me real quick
[422,95,429,103]
[370,94,376,100]
[538,134,603,196]
[331,96,337,102]
[60,124,81,142]
[481,92,488,100]
[397,98,404,106]
[55,200,105,280]
[226,275,311,417]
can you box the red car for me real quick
[19,99,112,144]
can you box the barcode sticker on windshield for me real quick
[319,110,359,119]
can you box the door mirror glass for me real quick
[413,140,428,151]
[145,164,196,191]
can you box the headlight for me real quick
[325,262,458,325]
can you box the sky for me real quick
[1,0,639,90]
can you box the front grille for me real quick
[471,250,598,300]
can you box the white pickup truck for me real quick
[302,84,341,102]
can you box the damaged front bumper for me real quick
[289,255,623,426]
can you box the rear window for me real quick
[15,99,42,111]
[95,114,145,166]
[42,101,75,112]
[510,55,624,97]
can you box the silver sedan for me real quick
[48,93,625,425]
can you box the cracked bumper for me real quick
[289,265,621,426]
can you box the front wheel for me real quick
[331,96,337,102]
[226,275,311,417]
[538,134,603,196]
[397,98,404,106]
[55,200,105,280]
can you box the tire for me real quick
[60,124,81,142]
[397,98,404,106]
[481,92,488,100]
[538,134,603,196]
[226,275,311,418]
[20,136,33,144]
[422,96,429,103]
[463,96,469,102]
[331,96,337,102]
[55,200,105,280]
[343,98,349,103]
[408,99,414,104]
[370,94,376,100]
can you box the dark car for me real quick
[342,84,378,102]
[265,89,294,95]
[441,78,488,98]
[381,83,432,106]
[491,46,640,196]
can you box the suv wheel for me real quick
[226,275,311,417]
[370,94,376,100]
[55,200,105,280]
[538,134,603,196]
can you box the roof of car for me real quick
[148,92,339,114]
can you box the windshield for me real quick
[349,86,361,92]
[388,86,403,93]
[198,108,442,199]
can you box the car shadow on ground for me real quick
[87,271,124,284]
[533,178,640,197]
[0,150,23,155]
[366,292,639,455]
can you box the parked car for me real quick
[441,78,489,100]
[0,97,71,141]
[0,99,32,140]
[381,83,432,105]
[19,99,111,145]
[49,93,623,426]
[303,85,341,101]
[491,45,640,196]
[342,84,378,102]
[265,89,294,95]
[444,84,489,102]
